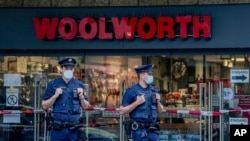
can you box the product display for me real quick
[85,67,122,107]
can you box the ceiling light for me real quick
[231,58,245,62]
[228,62,233,68]
[223,60,228,66]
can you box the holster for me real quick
[149,121,160,131]
[45,114,53,131]
[123,121,132,136]
[154,122,160,131]
[77,118,87,141]
[78,128,87,141]
[53,121,62,131]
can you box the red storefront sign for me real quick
[33,16,211,40]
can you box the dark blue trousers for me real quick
[131,128,160,141]
[50,128,78,141]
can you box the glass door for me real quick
[196,55,250,141]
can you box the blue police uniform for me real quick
[121,64,160,141]
[43,58,87,141]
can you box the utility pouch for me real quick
[79,117,84,124]
[73,88,78,99]
[152,94,157,104]
[53,121,62,131]
[155,122,160,130]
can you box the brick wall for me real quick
[1,0,250,7]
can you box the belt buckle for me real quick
[131,121,139,130]
[63,122,72,128]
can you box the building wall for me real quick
[1,0,250,7]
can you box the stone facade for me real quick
[139,0,168,6]
[168,0,199,5]
[80,0,109,6]
[52,0,80,7]
[1,0,250,7]
[23,0,51,7]
[0,0,22,7]
[198,0,228,4]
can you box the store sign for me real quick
[33,16,211,40]
[236,95,250,106]
[6,88,19,107]
[230,69,249,83]
[229,118,248,125]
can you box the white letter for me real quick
[234,129,241,136]
[241,129,247,136]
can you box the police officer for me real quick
[42,57,90,141]
[120,64,163,141]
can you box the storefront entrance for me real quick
[0,54,249,141]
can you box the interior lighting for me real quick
[231,58,245,62]
[228,61,233,68]
[223,60,228,66]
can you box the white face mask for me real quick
[63,70,73,80]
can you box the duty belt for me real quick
[131,121,159,130]
[54,121,78,128]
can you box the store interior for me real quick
[0,55,249,108]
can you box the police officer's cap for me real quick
[134,64,154,74]
[58,57,76,67]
